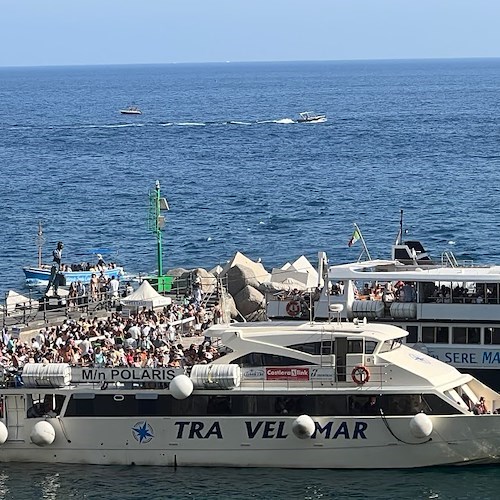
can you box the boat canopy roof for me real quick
[205,320,408,344]
[299,111,319,118]
[328,259,500,282]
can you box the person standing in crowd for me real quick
[90,273,99,301]
[109,275,120,304]
[45,241,64,297]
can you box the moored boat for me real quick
[0,320,499,468]
[22,223,124,286]
[23,265,124,286]
[266,219,500,389]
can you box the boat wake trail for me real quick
[4,116,327,132]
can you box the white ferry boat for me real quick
[267,239,500,389]
[0,320,499,468]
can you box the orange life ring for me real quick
[351,365,370,385]
[286,300,301,317]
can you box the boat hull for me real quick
[2,414,500,468]
[23,266,124,285]
[297,117,327,123]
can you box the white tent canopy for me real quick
[121,280,171,310]
[5,290,39,314]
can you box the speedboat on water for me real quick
[120,106,142,115]
[1,320,499,468]
[297,111,327,123]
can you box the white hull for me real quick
[2,415,500,468]
[298,117,327,124]
[3,321,500,469]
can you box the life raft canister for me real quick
[351,365,370,385]
[286,300,301,317]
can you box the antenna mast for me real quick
[148,181,169,277]
[36,221,45,268]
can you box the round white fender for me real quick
[170,374,194,400]
[0,421,8,445]
[30,421,56,446]
[292,414,316,439]
[409,412,433,438]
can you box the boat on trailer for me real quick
[1,320,500,468]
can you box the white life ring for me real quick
[351,365,370,385]
[286,300,301,317]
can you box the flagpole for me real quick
[353,223,372,261]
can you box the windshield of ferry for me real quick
[378,337,404,353]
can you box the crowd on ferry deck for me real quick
[328,279,499,305]
[0,295,223,372]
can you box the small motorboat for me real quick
[297,111,327,123]
[120,106,142,115]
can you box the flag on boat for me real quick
[348,228,361,247]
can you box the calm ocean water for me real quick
[1,59,500,496]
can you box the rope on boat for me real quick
[379,409,432,445]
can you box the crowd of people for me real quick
[1,295,223,372]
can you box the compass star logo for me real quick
[132,421,154,444]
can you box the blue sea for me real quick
[1,59,500,497]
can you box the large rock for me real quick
[233,285,265,317]
[221,252,270,284]
[191,268,217,293]
[209,264,223,277]
[166,267,190,278]
[219,291,238,321]
[176,268,217,294]
[225,264,261,297]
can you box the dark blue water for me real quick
[1,59,500,495]
[0,463,499,499]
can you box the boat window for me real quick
[27,394,65,418]
[422,326,449,344]
[450,386,473,411]
[379,340,393,353]
[348,394,461,416]
[452,327,480,344]
[66,394,350,417]
[484,327,500,345]
[64,393,462,418]
[461,384,479,406]
[445,389,467,410]
[405,326,418,344]
[207,396,232,415]
[365,341,377,354]
[288,342,321,355]
[391,338,403,350]
[347,339,363,354]
[230,352,313,367]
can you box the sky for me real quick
[1,0,500,67]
